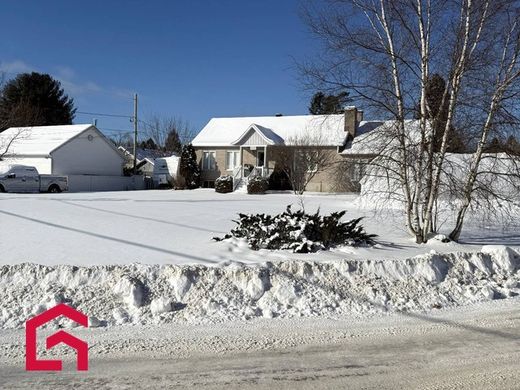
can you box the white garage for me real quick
[0,124,144,192]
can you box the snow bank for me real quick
[0,247,518,329]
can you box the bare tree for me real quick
[449,13,520,240]
[0,74,36,159]
[301,0,519,242]
[110,132,133,149]
[0,128,30,161]
[141,115,194,154]
[274,132,335,195]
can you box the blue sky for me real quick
[0,0,320,140]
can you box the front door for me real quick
[256,149,265,167]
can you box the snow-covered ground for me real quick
[1,189,518,266]
[1,189,519,387]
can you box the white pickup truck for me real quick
[0,165,68,193]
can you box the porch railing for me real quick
[232,166,243,191]
[248,166,270,179]
[232,166,270,191]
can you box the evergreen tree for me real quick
[164,129,182,155]
[139,138,158,150]
[0,72,76,131]
[309,91,350,115]
[415,74,465,153]
[484,137,506,153]
[505,135,520,155]
[180,143,201,189]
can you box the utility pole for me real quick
[133,93,138,174]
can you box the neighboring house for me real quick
[118,147,172,176]
[0,124,143,192]
[191,107,394,192]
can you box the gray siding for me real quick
[242,129,269,146]
[51,128,124,176]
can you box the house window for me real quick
[294,150,318,173]
[202,151,216,170]
[351,160,365,182]
[226,151,240,170]
[306,151,319,173]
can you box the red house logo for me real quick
[25,303,89,371]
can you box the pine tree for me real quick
[505,135,520,155]
[139,138,158,150]
[0,72,76,131]
[165,129,182,155]
[180,143,201,189]
[309,91,350,115]
[484,137,506,153]
[414,74,468,153]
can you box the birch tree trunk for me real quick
[422,0,490,239]
[450,18,520,241]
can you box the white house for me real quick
[118,146,172,177]
[0,124,144,192]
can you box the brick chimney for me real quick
[344,106,361,139]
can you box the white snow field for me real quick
[1,190,519,388]
[1,189,518,266]
[0,189,518,329]
[0,190,520,328]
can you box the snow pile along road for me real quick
[0,246,518,329]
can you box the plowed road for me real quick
[1,299,518,389]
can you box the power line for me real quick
[137,118,153,127]
[99,127,134,133]
[76,111,132,119]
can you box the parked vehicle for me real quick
[0,165,68,193]
[153,156,181,188]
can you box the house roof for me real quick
[192,114,423,153]
[192,114,348,147]
[231,124,286,145]
[0,124,94,156]
[117,147,175,165]
[341,120,423,155]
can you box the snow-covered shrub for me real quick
[247,176,269,194]
[215,175,233,193]
[214,205,376,253]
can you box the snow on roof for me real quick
[192,115,348,147]
[192,114,423,153]
[341,120,422,155]
[137,149,176,161]
[0,124,93,156]
[231,124,285,145]
[118,147,174,164]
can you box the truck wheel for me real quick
[48,185,61,193]
[0,185,5,193]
